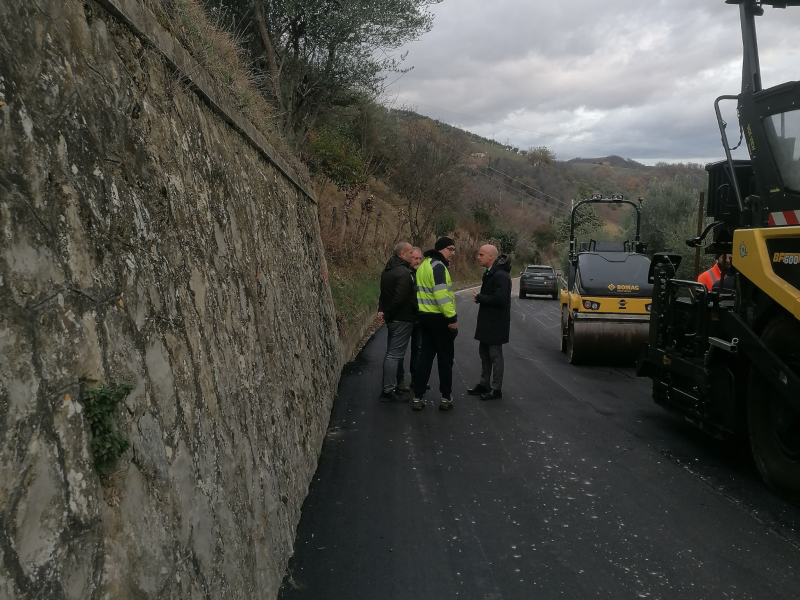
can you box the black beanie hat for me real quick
[435,236,456,251]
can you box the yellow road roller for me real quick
[559,194,653,364]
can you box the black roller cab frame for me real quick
[637,1,800,494]
[559,194,653,365]
[567,193,646,273]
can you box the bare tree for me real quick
[393,209,409,246]
[389,119,465,246]
[328,206,338,234]
[355,195,375,248]
[372,209,383,245]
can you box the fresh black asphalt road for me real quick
[279,279,800,599]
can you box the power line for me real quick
[471,166,568,213]
[484,164,566,206]
[432,135,569,212]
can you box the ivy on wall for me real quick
[81,382,132,476]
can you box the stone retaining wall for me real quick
[0,1,340,598]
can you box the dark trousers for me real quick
[396,321,422,381]
[479,342,504,390]
[383,321,414,392]
[413,315,456,397]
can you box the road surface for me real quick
[278,279,800,599]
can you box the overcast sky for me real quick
[384,0,800,164]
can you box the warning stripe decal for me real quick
[768,210,800,227]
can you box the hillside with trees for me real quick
[163,0,713,333]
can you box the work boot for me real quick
[467,384,489,396]
[480,389,503,401]
[380,390,409,403]
[439,395,454,411]
[396,377,411,392]
[412,396,426,411]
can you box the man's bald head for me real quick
[477,244,498,268]
[394,241,412,262]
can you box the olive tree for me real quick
[555,203,604,243]
[626,175,708,278]
[526,146,556,169]
[246,0,440,140]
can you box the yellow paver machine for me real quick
[560,194,652,364]
[637,1,800,494]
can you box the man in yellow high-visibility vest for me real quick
[412,237,458,411]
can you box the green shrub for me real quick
[472,206,493,228]
[488,227,518,254]
[516,247,541,266]
[531,223,557,249]
[432,212,457,237]
[555,203,604,242]
[329,263,382,332]
[82,382,132,476]
[310,127,366,191]
[624,175,709,278]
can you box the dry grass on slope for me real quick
[317,179,485,336]
[316,179,409,335]
[142,0,308,180]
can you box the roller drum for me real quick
[568,318,650,365]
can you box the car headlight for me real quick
[645,303,652,312]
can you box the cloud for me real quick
[385,0,800,161]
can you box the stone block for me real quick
[12,436,67,581]
[130,412,168,483]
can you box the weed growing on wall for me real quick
[329,262,382,333]
[81,383,132,476]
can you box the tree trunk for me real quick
[252,1,283,114]
[297,101,321,147]
[354,195,374,248]
[393,211,408,247]
[339,190,358,247]
[340,200,352,247]
[328,206,338,235]
[373,210,383,245]
[339,184,367,247]
[359,201,374,247]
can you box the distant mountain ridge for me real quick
[566,155,652,171]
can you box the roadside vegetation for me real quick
[152,0,714,337]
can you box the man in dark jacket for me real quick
[395,246,424,392]
[377,242,417,402]
[468,244,511,400]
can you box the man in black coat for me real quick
[467,244,512,400]
[377,242,417,402]
[394,246,424,392]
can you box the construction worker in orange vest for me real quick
[698,252,732,291]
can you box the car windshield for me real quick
[764,109,800,193]
[526,267,553,274]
